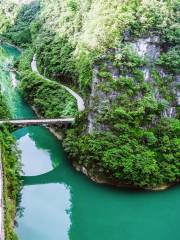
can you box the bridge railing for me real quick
[0,117,75,125]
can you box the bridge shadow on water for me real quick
[22,167,63,186]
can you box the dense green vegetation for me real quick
[0,93,21,240]
[27,0,180,91]
[64,118,180,187]
[64,45,180,188]
[0,0,179,189]
[0,94,10,119]
[0,0,17,34]
[17,48,77,117]
[157,47,180,74]
[35,35,77,83]
[20,71,77,117]
[0,126,21,240]
[0,0,40,46]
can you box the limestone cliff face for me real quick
[87,36,180,133]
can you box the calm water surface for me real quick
[0,44,180,240]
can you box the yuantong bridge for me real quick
[0,118,75,127]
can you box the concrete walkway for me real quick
[31,55,85,112]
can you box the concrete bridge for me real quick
[0,118,75,127]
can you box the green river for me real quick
[0,43,180,240]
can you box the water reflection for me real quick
[14,126,65,175]
[17,184,71,240]
[14,126,72,240]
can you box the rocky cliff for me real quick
[87,36,179,134]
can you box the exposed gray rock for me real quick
[141,67,151,82]
[87,64,119,133]
[131,36,161,62]
[162,107,177,118]
[105,62,119,79]
[88,66,99,133]
[87,35,178,134]
[174,75,180,106]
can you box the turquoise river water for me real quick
[0,44,180,240]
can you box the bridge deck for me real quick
[0,118,75,125]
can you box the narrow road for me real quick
[31,55,85,112]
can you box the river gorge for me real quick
[0,43,180,240]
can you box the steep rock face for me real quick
[131,36,161,61]
[174,75,180,106]
[87,36,179,133]
[87,64,119,133]
[133,37,179,118]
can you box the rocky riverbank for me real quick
[73,161,176,192]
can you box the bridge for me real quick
[0,118,75,127]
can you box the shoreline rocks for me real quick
[73,161,176,192]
